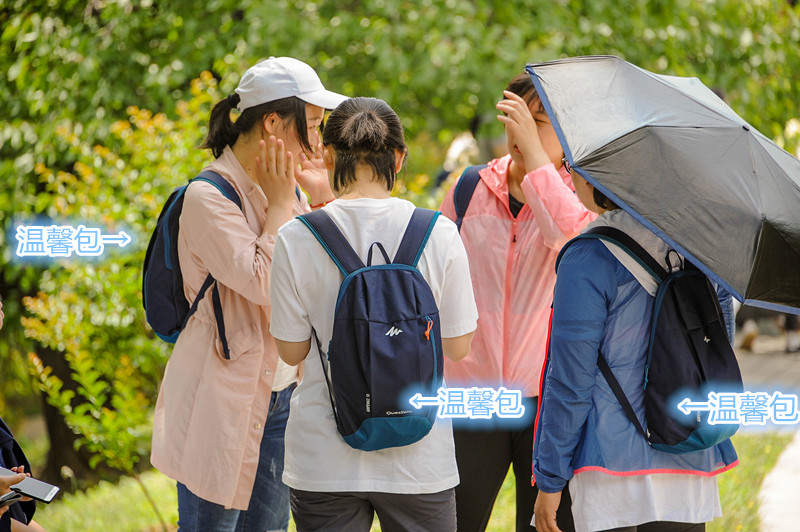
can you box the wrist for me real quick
[309,198,336,210]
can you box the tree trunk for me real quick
[36,346,110,491]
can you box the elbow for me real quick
[543,233,569,251]
[275,338,311,366]
[442,331,474,361]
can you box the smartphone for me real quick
[0,490,23,508]
[0,467,60,503]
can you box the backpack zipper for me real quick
[425,316,438,393]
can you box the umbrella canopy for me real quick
[526,55,800,312]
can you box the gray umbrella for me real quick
[527,55,800,312]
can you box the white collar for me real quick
[584,209,682,296]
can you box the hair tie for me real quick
[227,93,239,107]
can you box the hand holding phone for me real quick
[0,467,60,503]
[0,490,23,508]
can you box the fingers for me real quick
[285,151,295,181]
[503,89,528,104]
[256,139,268,179]
[1,472,26,489]
[275,138,285,175]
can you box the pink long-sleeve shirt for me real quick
[151,146,307,509]
[440,155,596,397]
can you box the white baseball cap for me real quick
[234,57,348,111]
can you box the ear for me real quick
[262,112,279,136]
[322,146,335,172]
[394,148,407,173]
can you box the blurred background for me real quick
[1,1,799,529]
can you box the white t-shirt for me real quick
[567,472,721,532]
[270,197,479,493]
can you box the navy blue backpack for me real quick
[297,208,444,451]
[556,226,742,453]
[142,171,241,359]
[452,164,487,232]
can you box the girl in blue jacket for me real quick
[532,174,738,532]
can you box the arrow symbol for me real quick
[409,393,440,410]
[100,231,132,247]
[677,398,712,415]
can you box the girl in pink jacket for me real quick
[150,57,346,532]
[440,72,596,531]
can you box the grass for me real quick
[31,432,794,531]
[708,431,794,532]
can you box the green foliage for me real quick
[33,469,179,532]
[21,72,220,477]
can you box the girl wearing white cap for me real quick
[150,57,346,532]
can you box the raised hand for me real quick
[297,142,336,207]
[255,136,296,210]
[496,90,551,172]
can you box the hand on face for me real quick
[296,143,334,202]
[497,90,547,171]
[255,136,296,209]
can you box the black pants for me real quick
[452,398,574,532]
[602,522,705,532]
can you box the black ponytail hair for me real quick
[201,93,313,158]
[322,97,406,193]
[593,188,620,211]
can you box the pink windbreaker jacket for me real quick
[441,155,596,397]
[151,147,306,509]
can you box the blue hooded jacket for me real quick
[533,235,738,494]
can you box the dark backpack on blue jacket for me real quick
[142,171,241,359]
[556,226,743,453]
[298,208,444,451]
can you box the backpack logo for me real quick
[385,326,404,337]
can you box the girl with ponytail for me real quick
[269,97,479,531]
[150,57,346,532]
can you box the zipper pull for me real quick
[425,317,433,341]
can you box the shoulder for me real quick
[182,173,240,212]
[558,237,620,281]
[276,216,311,244]
[422,211,460,249]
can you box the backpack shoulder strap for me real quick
[597,353,649,441]
[393,208,440,267]
[297,210,365,275]
[192,170,243,210]
[184,170,243,360]
[556,226,668,282]
[453,164,486,232]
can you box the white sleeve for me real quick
[433,219,479,338]
[269,228,313,342]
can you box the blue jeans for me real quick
[177,383,295,532]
